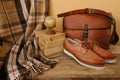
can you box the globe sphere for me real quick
[44,16,56,29]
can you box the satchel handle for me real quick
[57,8,113,18]
[57,8,119,44]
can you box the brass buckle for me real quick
[88,8,92,14]
[86,8,92,14]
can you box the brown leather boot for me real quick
[75,39,116,64]
[64,38,105,70]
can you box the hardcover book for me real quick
[35,30,65,58]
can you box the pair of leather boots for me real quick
[64,38,116,70]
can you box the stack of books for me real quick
[35,30,65,58]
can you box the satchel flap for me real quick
[63,14,112,30]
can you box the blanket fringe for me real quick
[18,35,59,79]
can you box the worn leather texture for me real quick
[64,14,112,49]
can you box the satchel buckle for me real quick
[88,8,92,14]
[86,8,92,14]
[0,35,2,46]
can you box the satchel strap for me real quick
[57,8,119,44]
[110,19,119,44]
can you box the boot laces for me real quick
[81,41,98,49]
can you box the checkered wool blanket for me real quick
[0,0,59,80]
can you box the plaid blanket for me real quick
[0,0,59,80]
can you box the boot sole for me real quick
[105,59,116,64]
[63,49,105,70]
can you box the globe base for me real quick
[46,29,56,35]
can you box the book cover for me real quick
[39,44,63,58]
[39,37,65,48]
[35,30,65,41]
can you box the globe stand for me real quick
[46,28,56,34]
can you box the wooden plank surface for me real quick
[35,44,120,80]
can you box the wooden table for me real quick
[36,44,120,80]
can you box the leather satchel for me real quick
[58,8,119,49]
